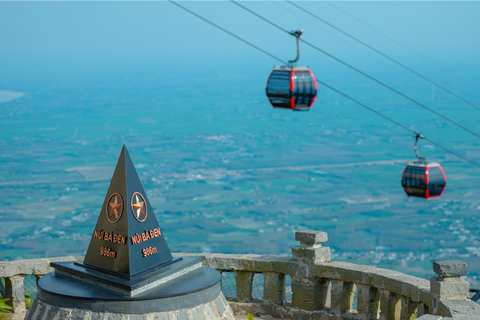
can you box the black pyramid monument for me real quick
[25,146,233,319]
[83,145,173,277]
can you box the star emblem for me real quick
[106,193,123,223]
[131,192,147,222]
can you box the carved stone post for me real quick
[399,297,417,320]
[404,300,418,320]
[5,275,26,315]
[343,282,355,314]
[317,278,331,309]
[263,272,285,305]
[416,303,427,317]
[233,271,255,302]
[291,230,331,311]
[388,294,401,320]
[291,230,331,264]
[378,289,391,320]
[357,284,380,320]
[430,260,469,316]
[330,279,344,314]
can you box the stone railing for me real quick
[1,231,480,320]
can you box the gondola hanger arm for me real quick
[288,29,303,67]
[413,131,426,162]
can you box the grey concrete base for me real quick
[25,292,236,320]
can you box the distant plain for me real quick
[1,61,480,286]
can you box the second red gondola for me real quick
[401,132,446,199]
[401,161,446,199]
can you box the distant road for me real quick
[0,160,410,187]
[222,159,410,175]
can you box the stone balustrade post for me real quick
[416,303,427,318]
[233,270,255,302]
[388,294,401,320]
[399,298,417,320]
[316,278,331,309]
[263,272,285,305]
[330,280,355,315]
[404,299,418,320]
[292,230,331,264]
[344,282,355,314]
[5,275,26,315]
[357,284,380,320]
[378,289,390,320]
[291,230,331,311]
[330,279,344,314]
[430,260,470,316]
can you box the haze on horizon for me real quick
[0,1,479,78]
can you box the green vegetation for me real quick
[0,293,12,318]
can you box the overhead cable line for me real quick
[323,0,474,85]
[168,0,287,65]
[317,79,480,168]
[229,0,480,140]
[168,0,480,168]
[286,0,480,111]
[269,1,407,72]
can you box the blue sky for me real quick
[1,1,479,80]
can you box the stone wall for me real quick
[1,231,479,320]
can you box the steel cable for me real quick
[286,0,480,111]
[168,0,287,65]
[230,0,480,140]
[169,0,480,168]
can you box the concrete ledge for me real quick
[0,256,83,277]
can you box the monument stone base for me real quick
[26,292,234,320]
[25,260,236,320]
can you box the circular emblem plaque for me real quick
[131,192,147,222]
[106,193,123,223]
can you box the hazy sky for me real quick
[0,1,479,81]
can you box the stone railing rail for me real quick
[1,231,479,320]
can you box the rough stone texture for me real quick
[5,275,26,315]
[214,296,228,317]
[291,278,321,311]
[295,230,328,245]
[433,261,467,279]
[417,303,428,318]
[24,294,235,320]
[431,277,470,300]
[4,239,480,320]
[437,299,480,318]
[329,280,344,314]
[356,284,380,320]
[262,272,285,304]
[378,289,391,320]
[415,315,443,320]
[71,308,94,320]
[0,256,83,278]
[292,246,331,264]
[233,271,254,302]
[399,297,418,320]
[388,293,402,320]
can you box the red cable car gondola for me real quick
[266,30,317,111]
[401,132,446,199]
